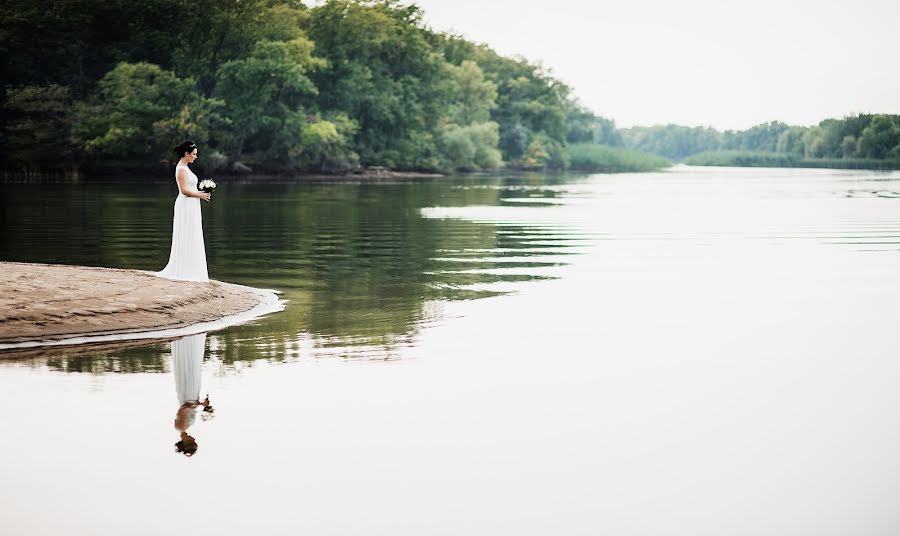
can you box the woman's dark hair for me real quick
[175,438,198,457]
[173,140,197,158]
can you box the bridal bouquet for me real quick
[198,179,217,193]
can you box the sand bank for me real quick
[0,262,282,352]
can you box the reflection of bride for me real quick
[171,333,213,457]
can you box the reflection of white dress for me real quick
[172,333,206,404]
[157,163,209,282]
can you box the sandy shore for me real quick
[0,262,280,351]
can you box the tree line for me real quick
[620,115,900,163]
[0,0,638,175]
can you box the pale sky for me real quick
[412,0,900,130]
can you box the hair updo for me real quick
[173,141,198,158]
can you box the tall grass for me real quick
[566,144,670,173]
[685,150,900,170]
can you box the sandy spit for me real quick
[0,262,281,352]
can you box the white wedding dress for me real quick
[156,163,209,282]
[172,333,206,405]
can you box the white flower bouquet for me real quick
[198,179,217,193]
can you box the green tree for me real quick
[522,133,567,170]
[446,60,497,125]
[299,113,360,172]
[492,69,568,151]
[776,127,806,155]
[499,122,529,160]
[171,0,308,97]
[2,85,75,169]
[721,121,788,152]
[564,101,622,146]
[452,43,569,162]
[816,115,874,157]
[565,102,596,144]
[215,38,323,165]
[594,117,624,146]
[620,124,720,160]
[305,0,448,168]
[1,0,657,174]
[802,126,826,158]
[438,122,502,171]
[71,62,224,164]
[0,0,183,96]
[857,115,900,159]
[840,135,858,158]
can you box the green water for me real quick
[4,167,900,535]
[0,174,584,367]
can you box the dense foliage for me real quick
[621,115,900,166]
[1,0,638,175]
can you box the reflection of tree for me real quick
[198,175,586,360]
[4,174,588,368]
[41,340,170,373]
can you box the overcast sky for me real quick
[412,0,900,130]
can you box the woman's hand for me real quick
[200,192,211,202]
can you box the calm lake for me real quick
[2,165,900,535]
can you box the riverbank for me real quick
[566,143,671,172]
[683,151,900,170]
[0,262,282,352]
[0,168,446,184]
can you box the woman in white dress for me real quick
[156,140,212,283]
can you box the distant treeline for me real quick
[683,151,900,170]
[620,116,900,167]
[0,0,664,175]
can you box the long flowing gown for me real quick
[172,333,206,405]
[156,163,209,282]
[172,333,207,433]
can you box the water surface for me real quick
[2,166,900,535]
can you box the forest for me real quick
[0,0,658,175]
[4,0,897,176]
[620,116,900,168]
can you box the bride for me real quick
[156,141,212,282]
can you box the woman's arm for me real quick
[181,397,212,409]
[176,168,211,201]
